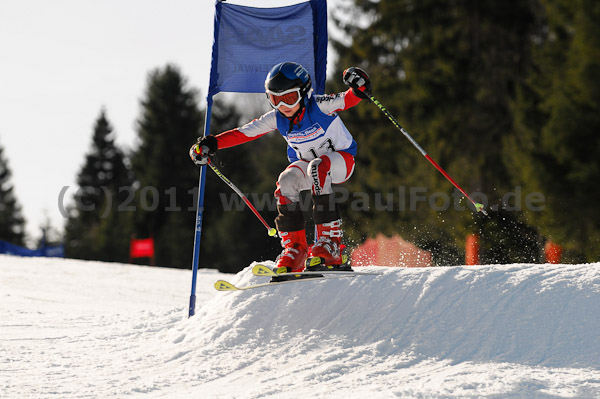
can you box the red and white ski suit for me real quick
[213,88,363,203]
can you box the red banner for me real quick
[130,238,154,259]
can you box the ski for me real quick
[214,275,331,291]
[252,263,380,278]
[214,265,381,292]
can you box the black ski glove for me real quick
[189,135,218,166]
[343,67,372,100]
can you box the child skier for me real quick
[190,61,370,275]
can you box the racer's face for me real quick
[278,103,300,118]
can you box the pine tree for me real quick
[331,0,543,263]
[130,65,207,267]
[0,139,26,245]
[64,109,133,261]
[507,0,600,261]
[36,214,64,249]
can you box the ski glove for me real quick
[343,67,371,100]
[189,135,218,166]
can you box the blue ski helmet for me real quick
[265,62,312,103]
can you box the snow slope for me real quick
[1,254,599,398]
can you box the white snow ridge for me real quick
[2,255,599,398]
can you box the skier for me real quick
[190,61,370,275]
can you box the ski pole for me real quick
[367,95,488,216]
[208,161,278,237]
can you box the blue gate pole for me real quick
[188,95,213,318]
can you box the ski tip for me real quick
[214,280,239,291]
[252,264,277,276]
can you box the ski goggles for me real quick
[266,87,302,109]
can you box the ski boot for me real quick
[271,230,314,282]
[305,219,352,272]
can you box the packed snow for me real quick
[1,254,599,398]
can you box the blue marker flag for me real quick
[189,0,328,317]
[0,240,64,257]
[209,0,328,95]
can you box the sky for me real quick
[0,0,334,244]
